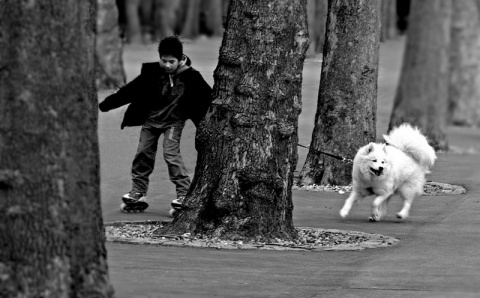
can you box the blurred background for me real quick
[109,0,410,47]
[115,0,228,43]
[96,0,411,88]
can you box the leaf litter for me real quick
[105,182,465,251]
[292,181,466,196]
[105,222,398,251]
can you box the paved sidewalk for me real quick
[105,128,480,298]
[101,37,480,297]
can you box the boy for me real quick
[99,36,212,212]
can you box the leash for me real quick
[297,144,353,164]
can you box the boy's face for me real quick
[160,55,180,74]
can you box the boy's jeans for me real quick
[131,123,190,197]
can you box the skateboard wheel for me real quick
[169,208,177,218]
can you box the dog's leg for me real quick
[380,197,389,217]
[339,190,362,218]
[396,184,422,219]
[369,194,393,222]
[397,192,416,219]
[396,201,412,219]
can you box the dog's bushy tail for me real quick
[383,123,437,171]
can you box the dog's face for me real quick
[359,143,390,177]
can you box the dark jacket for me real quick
[99,61,212,129]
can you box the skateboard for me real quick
[168,205,182,217]
[120,199,149,213]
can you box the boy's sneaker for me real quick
[171,196,185,210]
[122,191,146,203]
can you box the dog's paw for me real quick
[339,209,349,218]
[369,205,382,222]
[396,212,407,219]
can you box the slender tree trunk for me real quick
[396,0,410,34]
[222,0,230,27]
[299,0,381,186]
[96,0,127,90]
[381,0,397,41]
[314,0,328,53]
[168,0,309,240]
[306,0,317,57]
[181,0,201,38]
[306,0,328,57]
[125,0,142,43]
[0,1,114,297]
[201,0,224,37]
[449,0,480,127]
[152,0,181,40]
[139,0,153,43]
[388,0,451,150]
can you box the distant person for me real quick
[99,35,212,213]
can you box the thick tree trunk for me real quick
[299,0,381,186]
[169,0,309,240]
[96,0,127,90]
[388,0,451,150]
[448,0,480,127]
[0,1,114,297]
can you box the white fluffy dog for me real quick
[339,123,436,222]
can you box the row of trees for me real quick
[114,0,408,46]
[116,0,227,43]
[301,0,480,186]
[95,0,407,88]
[2,0,480,295]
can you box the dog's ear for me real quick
[383,134,391,144]
[383,144,388,153]
[366,143,374,154]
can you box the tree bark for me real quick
[299,0,381,186]
[96,0,127,90]
[388,0,451,150]
[0,1,114,297]
[448,0,480,127]
[168,0,309,240]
